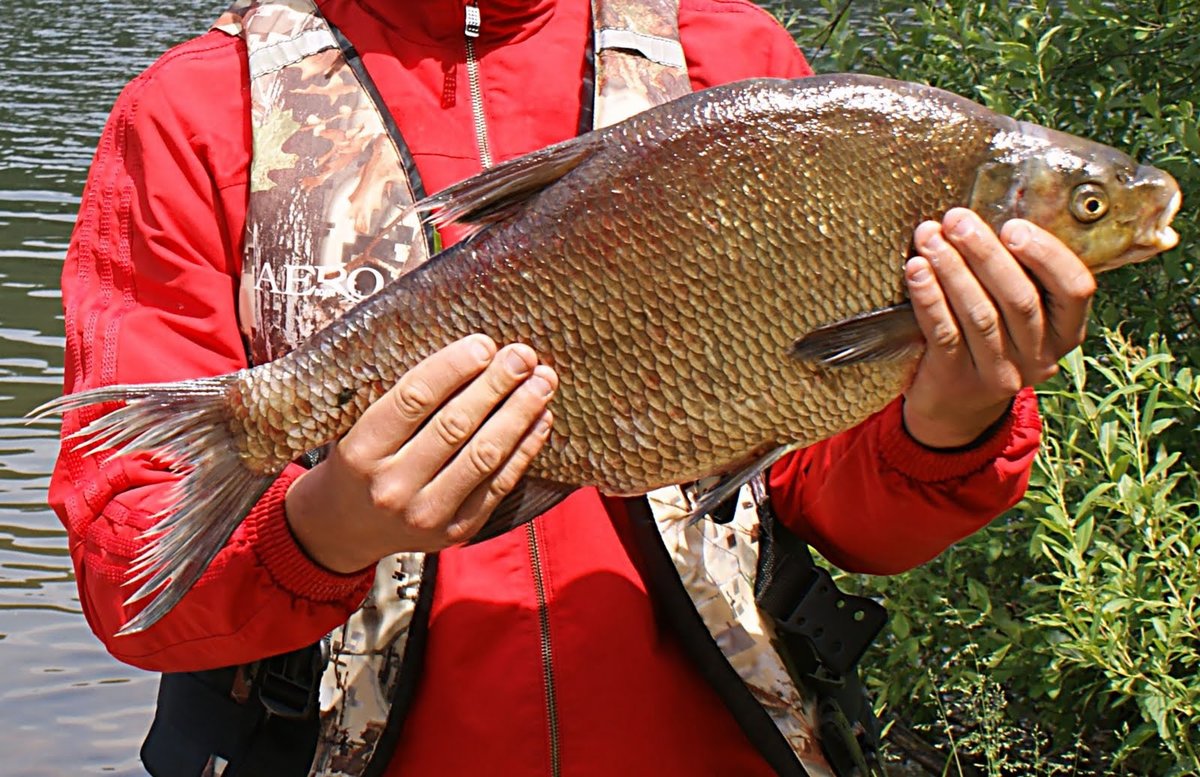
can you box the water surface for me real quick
[0,3,217,773]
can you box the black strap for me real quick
[755,505,887,677]
[578,14,596,136]
[754,498,888,776]
[361,555,440,777]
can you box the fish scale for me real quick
[240,76,1160,491]
[36,74,1182,634]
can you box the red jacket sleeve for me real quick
[48,33,373,672]
[769,390,1041,574]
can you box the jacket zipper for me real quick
[526,523,561,777]
[466,5,555,770]
[463,3,494,169]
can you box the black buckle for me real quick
[256,644,325,720]
[775,566,887,676]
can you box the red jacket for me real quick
[50,0,1041,773]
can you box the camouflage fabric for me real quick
[310,554,426,775]
[213,2,431,774]
[215,0,431,363]
[591,0,691,125]
[648,483,836,776]
[219,0,829,773]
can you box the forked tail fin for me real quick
[31,376,276,635]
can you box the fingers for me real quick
[902,210,1098,449]
[913,214,1019,391]
[287,334,559,567]
[413,363,558,540]
[1000,219,1095,358]
[346,334,497,461]
[943,211,1047,366]
[904,255,961,360]
[444,407,555,544]
[913,209,1091,388]
[397,343,540,484]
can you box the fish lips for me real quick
[1143,185,1182,252]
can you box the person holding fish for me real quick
[43,0,1179,775]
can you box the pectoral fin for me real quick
[789,303,923,367]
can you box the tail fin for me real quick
[31,376,276,635]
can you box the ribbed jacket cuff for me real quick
[244,466,376,603]
[880,387,1040,483]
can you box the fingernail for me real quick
[505,348,531,376]
[908,260,930,283]
[950,215,974,239]
[1006,221,1030,250]
[471,337,493,361]
[535,414,552,435]
[525,376,553,398]
[921,232,948,253]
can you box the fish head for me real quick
[969,122,1181,274]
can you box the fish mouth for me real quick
[1148,188,1182,252]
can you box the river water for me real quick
[0,2,220,773]
[0,1,856,774]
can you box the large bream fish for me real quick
[38,74,1181,634]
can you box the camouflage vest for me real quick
[213,1,833,774]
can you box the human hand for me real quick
[285,334,557,571]
[901,208,1096,449]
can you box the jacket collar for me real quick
[348,0,558,47]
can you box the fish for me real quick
[35,74,1182,635]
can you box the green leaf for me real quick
[1075,482,1115,521]
[1182,118,1200,155]
[966,578,991,613]
[891,611,911,640]
[1036,24,1065,56]
[1101,597,1131,614]
[1074,516,1095,555]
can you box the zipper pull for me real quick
[464,4,481,38]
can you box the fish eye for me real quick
[1070,183,1109,223]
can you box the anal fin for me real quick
[469,477,576,544]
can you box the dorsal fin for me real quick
[416,135,601,235]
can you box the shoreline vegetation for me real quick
[767,1,1200,774]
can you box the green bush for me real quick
[852,332,1200,774]
[762,1,1200,773]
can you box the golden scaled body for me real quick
[238,77,1025,492]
